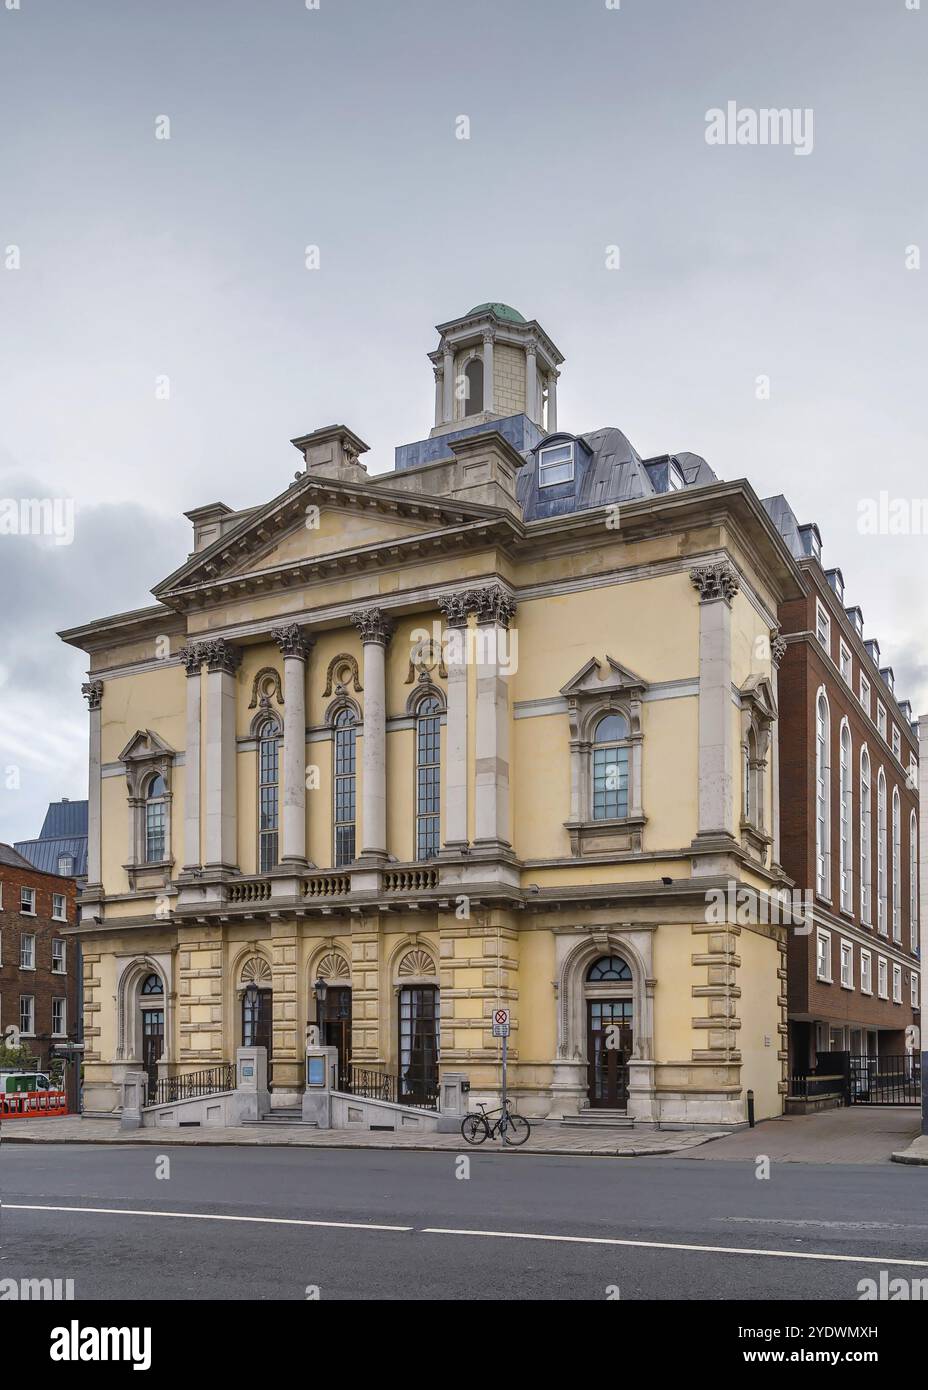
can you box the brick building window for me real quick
[877,956,888,999]
[52,998,66,1036]
[815,692,831,896]
[892,787,902,943]
[816,930,832,982]
[20,933,35,970]
[815,602,831,652]
[892,962,902,1004]
[911,812,919,952]
[19,995,34,1035]
[52,893,66,921]
[912,972,920,1008]
[860,949,872,995]
[860,746,872,924]
[840,939,854,989]
[839,721,852,912]
[52,938,66,973]
[20,886,36,915]
[877,768,888,935]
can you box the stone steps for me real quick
[561,1111,635,1128]
[241,1109,318,1128]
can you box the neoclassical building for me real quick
[61,301,805,1124]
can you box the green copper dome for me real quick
[466,302,526,323]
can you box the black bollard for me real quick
[747,1088,755,1128]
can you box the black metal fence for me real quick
[848,1055,921,1106]
[154,1064,236,1106]
[343,1064,439,1111]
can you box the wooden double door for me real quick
[319,986,352,1089]
[587,999,633,1108]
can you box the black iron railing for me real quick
[343,1065,439,1111]
[848,1055,921,1106]
[154,1064,236,1106]
[789,1071,845,1100]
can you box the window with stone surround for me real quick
[415,694,441,861]
[256,716,280,874]
[860,746,872,925]
[815,690,831,897]
[892,787,902,941]
[839,720,852,912]
[877,767,888,935]
[910,812,919,951]
[333,707,357,868]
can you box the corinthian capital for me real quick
[436,591,471,629]
[178,644,204,676]
[771,629,788,668]
[202,638,242,675]
[351,607,395,647]
[272,623,314,661]
[466,584,516,628]
[81,680,104,711]
[689,562,740,606]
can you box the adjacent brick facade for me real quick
[0,851,78,1070]
[778,564,919,1069]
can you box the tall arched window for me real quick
[257,717,280,873]
[463,357,484,416]
[334,708,357,867]
[592,712,630,821]
[145,773,167,863]
[910,811,919,951]
[860,747,872,924]
[892,787,902,941]
[743,729,756,825]
[415,695,441,861]
[877,767,888,935]
[839,721,852,912]
[815,692,831,896]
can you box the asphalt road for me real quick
[2,1143,927,1300]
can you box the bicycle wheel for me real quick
[503,1114,530,1146]
[461,1113,489,1145]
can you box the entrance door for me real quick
[141,1009,164,1102]
[587,999,633,1108]
[242,989,273,1062]
[398,986,439,1106]
[320,986,352,1089]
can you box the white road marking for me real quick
[4,1203,412,1233]
[420,1227,928,1267]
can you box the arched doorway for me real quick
[585,955,633,1109]
[311,952,352,1089]
[139,973,164,1102]
[239,956,273,1085]
[396,947,440,1107]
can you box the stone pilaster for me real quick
[470,586,515,856]
[690,562,740,863]
[272,623,314,868]
[179,645,203,870]
[176,924,224,1064]
[349,917,383,1064]
[82,680,104,890]
[350,607,394,864]
[436,592,470,853]
[202,638,241,870]
[270,925,300,1102]
[524,337,538,423]
[482,329,495,413]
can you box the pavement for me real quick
[0,1113,725,1158]
[892,1133,928,1165]
[681,1105,923,1165]
[2,1143,927,1301]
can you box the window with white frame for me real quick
[57,853,74,876]
[52,998,66,1036]
[19,995,34,1036]
[144,772,168,864]
[538,441,575,487]
[910,812,919,951]
[892,961,902,1004]
[839,641,852,685]
[878,955,888,998]
[892,787,902,941]
[20,933,35,970]
[591,712,631,820]
[333,708,357,868]
[912,972,920,1008]
[877,702,887,739]
[256,718,280,874]
[20,886,35,915]
[860,948,872,995]
[892,725,901,760]
[52,892,66,921]
[839,721,852,912]
[815,691,831,896]
[877,768,888,934]
[414,693,441,861]
[860,746,872,924]
[0,881,3,908]
[909,756,918,792]
[816,929,832,982]
[840,939,854,989]
[52,938,66,973]
[815,602,831,652]
[859,674,870,714]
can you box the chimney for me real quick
[290,425,370,484]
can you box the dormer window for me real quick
[826,568,844,602]
[538,441,574,487]
[669,463,684,490]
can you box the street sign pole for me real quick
[501,1029,507,1114]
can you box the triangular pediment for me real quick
[153,473,510,603]
[118,728,175,764]
[560,654,648,700]
[740,673,777,721]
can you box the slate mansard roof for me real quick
[13,799,89,880]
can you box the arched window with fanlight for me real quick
[839,720,852,913]
[815,691,831,896]
[892,787,902,941]
[415,694,441,861]
[145,774,167,863]
[860,746,872,924]
[586,955,632,983]
[257,717,280,873]
[463,356,484,416]
[333,708,357,867]
[910,811,919,951]
[877,767,888,934]
[592,712,630,820]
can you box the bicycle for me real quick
[460,1098,531,1146]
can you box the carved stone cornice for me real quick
[689,562,740,606]
[272,623,314,661]
[82,679,104,711]
[350,607,395,647]
[466,584,517,628]
[178,644,204,677]
[770,629,787,668]
[202,638,242,675]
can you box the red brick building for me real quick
[765,498,920,1070]
[0,845,79,1071]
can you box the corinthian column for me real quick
[350,607,394,863]
[470,585,516,855]
[179,644,203,870]
[82,680,104,889]
[203,638,241,871]
[690,562,740,856]
[437,592,471,853]
[272,623,314,867]
[482,329,495,414]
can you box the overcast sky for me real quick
[1,0,926,841]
